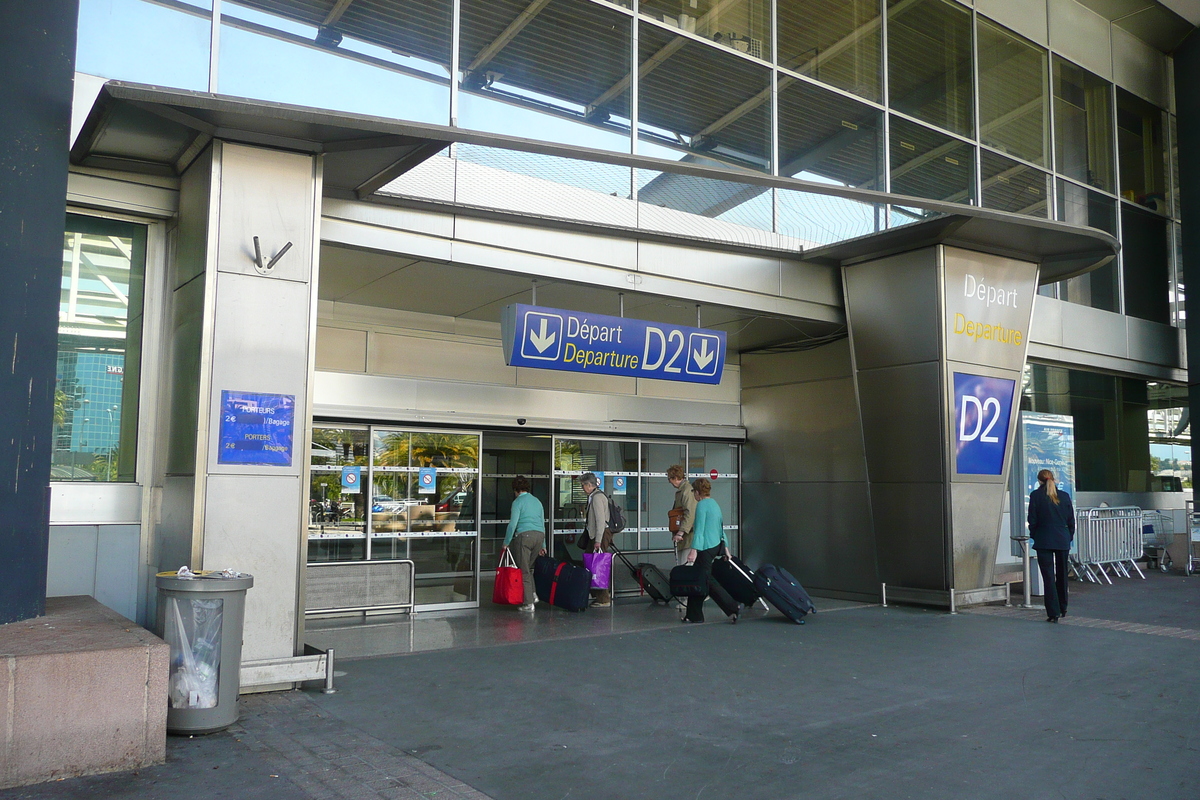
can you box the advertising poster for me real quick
[217,391,295,466]
[1020,412,1075,497]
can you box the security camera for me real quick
[517,418,527,426]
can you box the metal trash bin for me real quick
[155,569,254,734]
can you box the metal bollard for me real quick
[881,582,887,607]
[949,587,957,615]
[321,642,336,695]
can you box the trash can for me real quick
[155,569,254,734]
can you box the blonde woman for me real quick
[1027,469,1075,622]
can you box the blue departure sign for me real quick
[502,304,726,385]
[218,391,295,466]
[953,373,1016,475]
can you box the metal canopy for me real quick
[71,81,1118,281]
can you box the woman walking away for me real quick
[504,475,546,613]
[1027,468,1075,622]
[682,477,731,623]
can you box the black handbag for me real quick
[670,564,708,598]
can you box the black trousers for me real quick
[1036,549,1069,618]
[685,545,721,622]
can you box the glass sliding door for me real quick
[552,437,639,560]
[641,441,687,552]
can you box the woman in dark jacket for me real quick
[1027,468,1075,622]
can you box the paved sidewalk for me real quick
[3,571,1197,800]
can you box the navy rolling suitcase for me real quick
[711,556,759,606]
[612,546,674,604]
[754,564,815,624]
[534,556,590,612]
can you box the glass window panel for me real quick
[980,151,1049,217]
[308,426,368,562]
[77,0,211,90]
[639,0,771,61]
[638,21,772,172]
[219,3,451,124]
[778,77,883,186]
[1055,180,1118,312]
[459,0,633,153]
[1169,114,1179,219]
[778,0,881,103]
[635,169,774,247]
[54,216,146,482]
[977,20,1048,167]
[1053,57,1114,194]
[889,116,975,203]
[887,0,973,138]
[409,537,478,604]
[1121,205,1170,325]
[1115,88,1168,212]
[410,431,480,470]
[776,189,884,247]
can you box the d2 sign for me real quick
[953,372,1016,476]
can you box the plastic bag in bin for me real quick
[165,596,223,709]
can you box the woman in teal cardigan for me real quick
[683,477,731,623]
[504,475,546,612]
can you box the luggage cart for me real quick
[1142,511,1175,573]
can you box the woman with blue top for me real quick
[1027,468,1075,623]
[682,477,731,623]
[504,475,546,613]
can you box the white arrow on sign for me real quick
[528,318,557,353]
[692,338,715,369]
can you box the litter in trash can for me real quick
[166,595,223,709]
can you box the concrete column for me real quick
[843,245,1039,595]
[158,141,320,661]
[0,1,78,624]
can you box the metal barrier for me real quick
[1072,507,1145,584]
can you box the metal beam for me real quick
[354,140,448,198]
[322,0,355,27]
[466,0,554,75]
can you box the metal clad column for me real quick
[1176,30,1200,488]
[0,0,78,624]
[843,244,1039,596]
[169,142,321,664]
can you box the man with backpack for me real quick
[579,472,614,608]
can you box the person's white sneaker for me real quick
[519,603,535,612]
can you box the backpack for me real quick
[606,492,627,533]
[590,490,627,534]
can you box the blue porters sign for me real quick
[501,304,726,385]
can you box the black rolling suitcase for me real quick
[705,576,741,621]
[754,564,815,624]
[711,556,759,606]
[612,546,674,604]
[534,556,591,612]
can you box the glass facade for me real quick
[74,2,1182,323]
[53,215,146,482]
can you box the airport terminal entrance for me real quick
[308,425,740,614]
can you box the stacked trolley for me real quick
[1142,510,1177,573]
[1072,507,1145,584]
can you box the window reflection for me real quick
[308,427,368,562]
[1056,180,1118,312]
[887,0,974,138]
[778,0,881,103]
[637,20,772,172]
[640,0,771,61]
[978,19,1048,167]
[458,0,633,152]
[76,0,211,91]
[220,2,451,124]
[980,151,1049,217]
[1053,57,1114,194]
[1116,88,1168,213]
[53,216,146,482]
[889,116,974,203]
